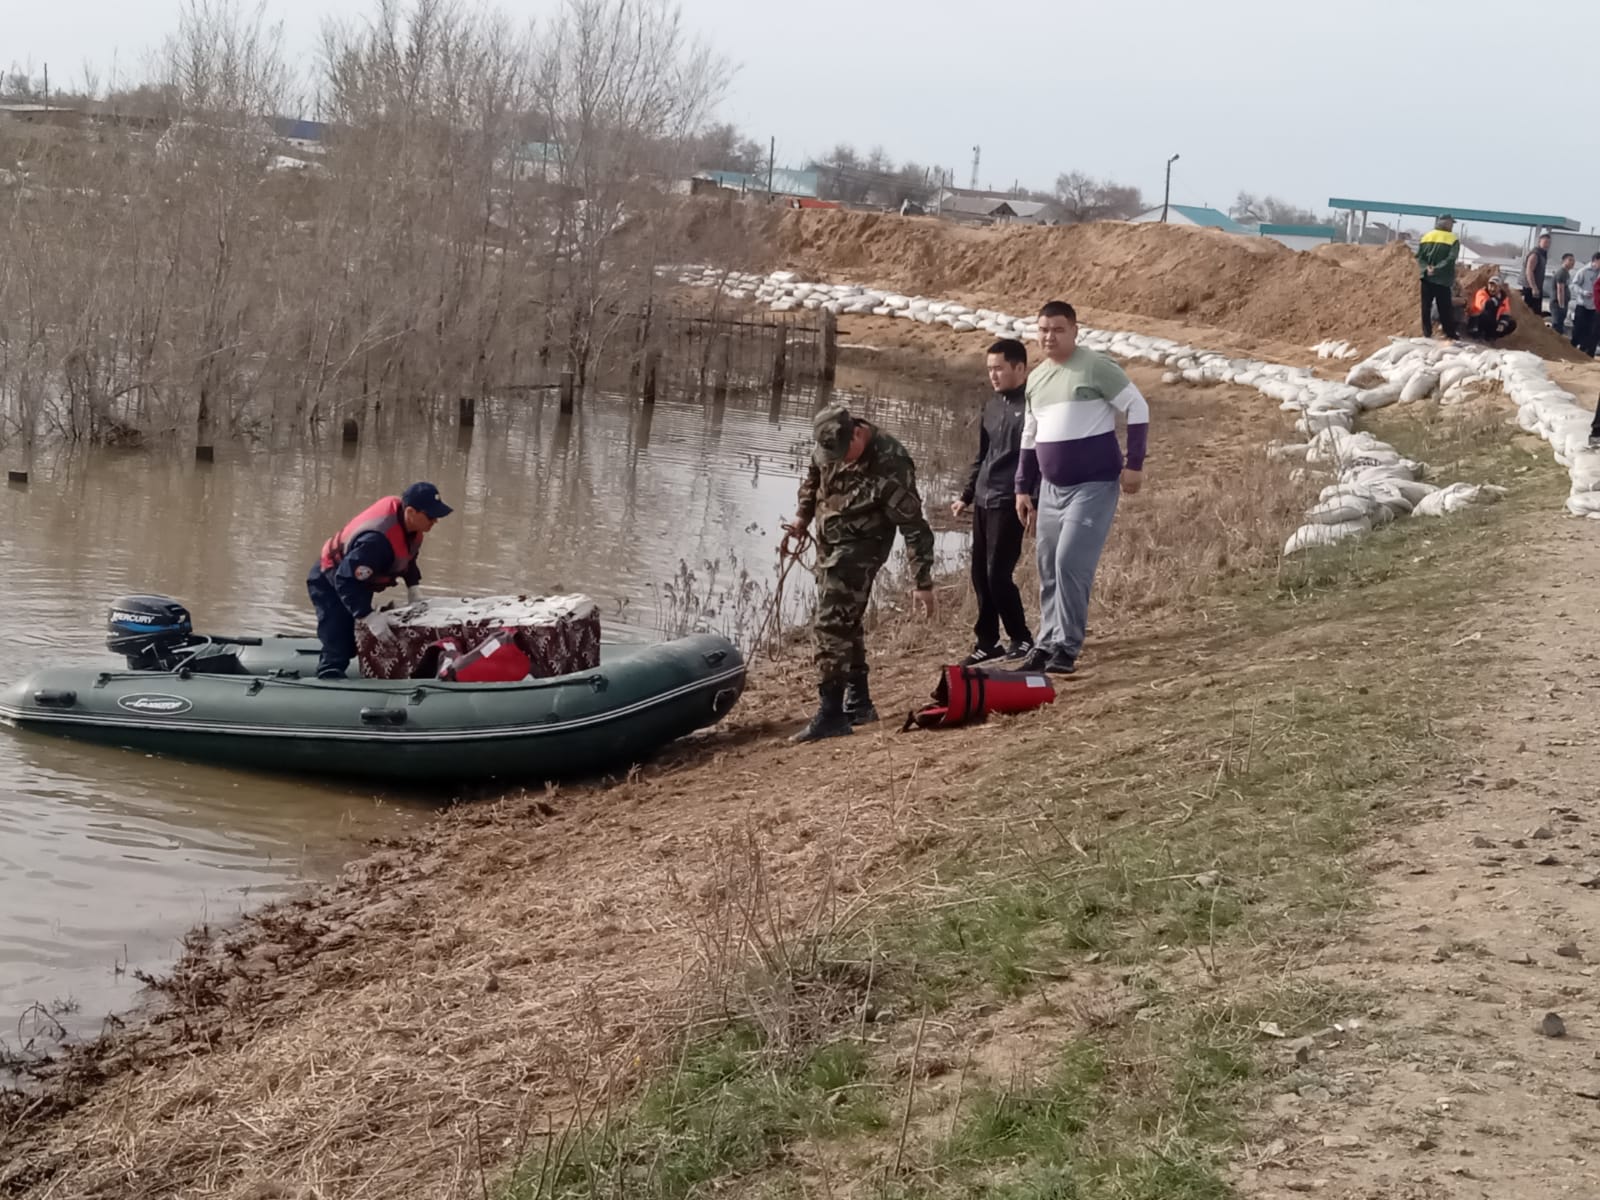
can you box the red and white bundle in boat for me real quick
[356,594,601,681]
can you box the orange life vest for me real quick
[318,496,421,589]
[1468,288,1507,318]
[903,664,1056,730]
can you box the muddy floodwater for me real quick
[0,374,974,1043]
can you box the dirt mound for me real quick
[1457,265,1587,362]
[770,210,1584,360]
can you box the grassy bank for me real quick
[1,382,1554,1200]
[502,398,1558,1200]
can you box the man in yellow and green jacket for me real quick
[1417,214,1460,340]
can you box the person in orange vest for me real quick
[306,482,453,679]
[1466,278,1517,343]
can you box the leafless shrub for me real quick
[0,0,739,459]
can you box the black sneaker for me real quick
[960,643,1005,667]
[1001,638,1034,662]
[1044,651,1077,676]
[1017,647,1052,673]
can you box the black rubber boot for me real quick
[790,682,855,744]
[843,673,879,726]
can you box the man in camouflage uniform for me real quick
[783,404,938,743]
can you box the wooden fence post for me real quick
[821,310,838,384]
[559,371,576,414]
[342,417,360,443]
[643,349,661,404]
[713,335,731,403]
[771,326,789,394]
[458,397,476,428]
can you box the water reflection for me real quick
[0,366,980,1039]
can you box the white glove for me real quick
[406,585,421,606]
[364,611,396,642]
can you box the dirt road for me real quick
[1239,516,1600,1199]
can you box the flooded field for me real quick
[0,371,977,1043]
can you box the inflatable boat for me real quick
[0,596,746,784]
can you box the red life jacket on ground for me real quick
[319,496,421,588]
[902,664,1056,730]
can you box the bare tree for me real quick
[1054,170,1144,222]
[532,0,728,387]
[1230,190,1329,227]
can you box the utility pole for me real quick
[767,136,775,197]
[1161,153,1180,223]
[43,62,50,108]
[970,145,980,190]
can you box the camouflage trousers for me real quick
[813,555,882,687]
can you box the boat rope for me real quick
[750,525,815,666]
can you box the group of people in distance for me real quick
[783,300,1150,744]
[1420,217,1600,356]
[1418,213,1525,346]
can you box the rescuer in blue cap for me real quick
[306,482,454,679]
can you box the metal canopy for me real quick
[1327,198,1579,231]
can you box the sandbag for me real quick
[1399,371,1440,403]
[1306,495,1381,525]
[1284,518,1371,556]
[1356,381,1404,411]
[1413,482,1503,517]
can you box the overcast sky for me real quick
[7,0,1581,235]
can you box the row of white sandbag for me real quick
[1342,336,1600,518]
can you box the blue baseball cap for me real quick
[401,481,453,519]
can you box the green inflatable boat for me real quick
[0,596,746,785]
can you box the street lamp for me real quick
[1161,153,1180,223]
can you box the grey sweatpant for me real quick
[1035,479,1120,661]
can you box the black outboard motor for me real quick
[107,595,197,670]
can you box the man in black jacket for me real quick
[952,338,1035,665]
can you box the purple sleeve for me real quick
[1125,423,1148,471]
[1015,448,1040,494]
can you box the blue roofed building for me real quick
[1128,204,1249,234]
[690,168,819,199]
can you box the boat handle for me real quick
[33,689,78,707]
[360,707,407,726]
[703,650,727,667]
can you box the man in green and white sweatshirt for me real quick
[1417,213,1460,340]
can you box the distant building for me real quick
[0,103,85,130]
[1258,223,1338,251]
[936,188,1058,226]
[940,193,1017,225]
[1457,236,1521,274]
[1129,204,1249,234]
[691,168,819,200]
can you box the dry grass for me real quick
[0,368,1484,1199]
[0,0,746,461]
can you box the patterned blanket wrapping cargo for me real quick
[355,594,602,680]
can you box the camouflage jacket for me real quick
[796,426,936,588]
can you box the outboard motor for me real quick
[106,595,197,670]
